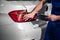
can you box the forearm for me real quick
[31,0,46,14]
[57,16,60,20]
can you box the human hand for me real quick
[47,14,58,21]
[23,13,36,21]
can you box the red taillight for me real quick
[8,10,37,23]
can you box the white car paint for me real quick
[0,1,52,40]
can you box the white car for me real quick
[0,1,51,40]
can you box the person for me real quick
[23,0,60,40]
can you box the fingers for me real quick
[24,17,29,21]
[47,15,57,21]
[23,14,29,21]
[24,18,29,21]
[23,13,35,21]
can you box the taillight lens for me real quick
[8,10,36,23]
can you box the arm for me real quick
[57,16,60,20]
[31,0,46,15]
[23,0,46,20]
[48,15,60,21]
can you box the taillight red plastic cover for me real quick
[8,10,37,23]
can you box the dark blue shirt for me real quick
[44,1,60,40]
[52,0,60,15]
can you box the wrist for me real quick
[57,16,60,20]
[31,11,38,15]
